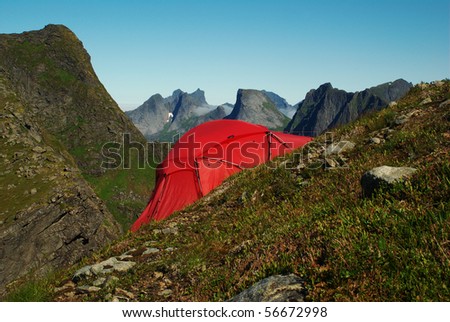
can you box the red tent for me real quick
[131,120,311,231]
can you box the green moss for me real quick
[8,40,46,69]
[84,163,156,231]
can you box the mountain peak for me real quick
[226,89,290,130]
[43,23,72,33]
[317,82,334,92]
[189,88,207,104]
[172,89,183,97]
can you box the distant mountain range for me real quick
[126,88,292,141]
[126,89,232,141]
[126,79,412,141]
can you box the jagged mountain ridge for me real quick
[285,79,413,136]
[127,81,411,142]
[0,24,153,294]
[127,88,292,141]
[126,89,230,142]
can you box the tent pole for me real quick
[201,156,243,170]
[266,132,272,161]
[151,173,168,220]
[270,132,292,150]
[194,159,204,197]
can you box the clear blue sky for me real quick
[1,0,449,110]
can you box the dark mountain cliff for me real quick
[0,25,151,294]
[170,89,210,129]
[285,79,412,136]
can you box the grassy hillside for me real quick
[6,80,449,302]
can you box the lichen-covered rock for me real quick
[229,274,306,302]
[73,257,136,282]
[361,165,417,197]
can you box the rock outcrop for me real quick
[0,24,146,174]
[0,76,120,295]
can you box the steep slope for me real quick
[0,24,158,295]
[0,25,155,229]
[41,80,449,302]
[286,79,412,136]
[0,25,146,168]
[225,89,290,130]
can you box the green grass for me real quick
[4,279,52,302]
[84,158,157,230]
[2,274,56,302]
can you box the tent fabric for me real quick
[131,119,312,231]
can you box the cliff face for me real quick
[262,90,296,118]
[0,75,121,295]
[285,79,413,136]
[0,25,151,294]
[225,89,290,130]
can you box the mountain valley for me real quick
[0,25,448,302]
